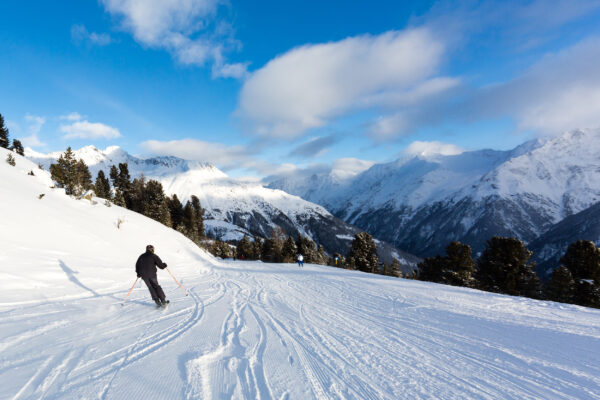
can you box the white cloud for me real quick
[238,28,453,138]
[18,115,46,148]
[71,24,112,46]
[403,141,464,157]
[331,158,375,175]
[368,114,410,141]
[60,112,84,121]
[468,37,600,135]
[101,0,246,78]
[141,138,254,170]
[60,120,121,139]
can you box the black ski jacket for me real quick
[136,251,167,278]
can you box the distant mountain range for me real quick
[268,129,600,267]
[27,146,420,271]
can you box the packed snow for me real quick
[2,148,600,399]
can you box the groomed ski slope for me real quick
[1,149,600,400]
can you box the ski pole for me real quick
[121,277,139,306]
[166,267,188,296]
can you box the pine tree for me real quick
[418,255,445,282]
[113,189,126,207]
[316,245,328,265]
[0,113,9,149]
[210,240,233,258]
[50,147,77,195]
[94,170,111,199]
[129,175,146,213]
[545,266,575,304]
[559,240,600,307]
[281,236,297,262]
[560,240,600,283]
[12,139,24,156]
[190,195,205,239]
[236,235,254,260]
[181,201,198,242]
[390,259,401,277]
[253,238,263,260]
[347,232,379,273]
[74,159,92,196]
[109,165,119,187]
[418,242,476,286]
[144,180,171,227]
[117,163,133,208]
[382,262,389,276]
[167,194,184,229]
[476,237,541,298]
[443,242,477,287]
[296,235,318,263]
[261,237,277,262]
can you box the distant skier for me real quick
[297,254,304,267]
[136,245,170,307]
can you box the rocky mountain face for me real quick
[268,129,600,260]
[529,201,600,278]
[27,146,419,271]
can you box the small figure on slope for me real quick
[298,254,304,267]
[136,244,170,307]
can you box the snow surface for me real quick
[2,148,600,399]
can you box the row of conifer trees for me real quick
[416,237,600,308]
[209,228,405,278]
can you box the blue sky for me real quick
[2,0,600,179]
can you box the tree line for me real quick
[416,237,600,308]
[207,229,408,278]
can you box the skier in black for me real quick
[136,245,170,307]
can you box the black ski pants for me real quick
[141,275,166,303]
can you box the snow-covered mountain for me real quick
[269,129,600,258]
[27,146,419,268]
[2,146,600,399]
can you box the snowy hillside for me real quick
[26,146,418,267]
[2,147,600,398]
[3,148,600,399]
[269,129,600,258]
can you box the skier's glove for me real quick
[137,273,141,278]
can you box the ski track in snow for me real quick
[1,256,600,399]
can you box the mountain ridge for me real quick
[268,129,600,258]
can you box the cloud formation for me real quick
[469,37,600,134]
[21,115,47,148]
[238,28,454,138]
[101,0,246,78]
[141,138,256,170]
[403,141,464,157]
[71,24,112,46]
[288,135,338,158]
[59,113,121,139]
